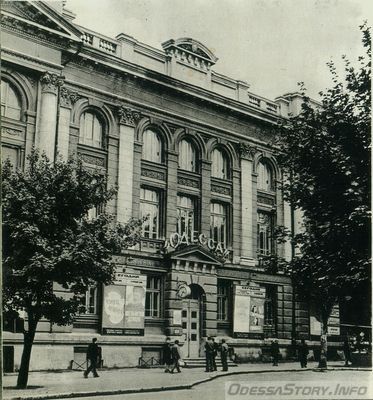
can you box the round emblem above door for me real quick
[177,284,191,298]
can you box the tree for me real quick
[274,23,371,367]
[2,150,142,388]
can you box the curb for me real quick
[5,367,372,400]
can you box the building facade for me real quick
[1,1,341,371]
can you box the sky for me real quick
[65,0,371,101]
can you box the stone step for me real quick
[183,357,238,368]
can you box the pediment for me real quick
[1,1,82,42]
[166,244,222,265]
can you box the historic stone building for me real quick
[1,1,341,371]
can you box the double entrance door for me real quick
[181,299,200,358]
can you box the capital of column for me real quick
[40,72,64,95]
[60,87,81,108]
[238,142,257,161]
[118,106,141,127]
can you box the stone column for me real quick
[117,106,141,224]
[165,151,178,238]
[200,159,212,237]
[38,72,63,160]
[57,87,80,161]
[239,145,257,266]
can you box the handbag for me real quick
[178,359,185,367]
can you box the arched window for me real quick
[257,161,274,191]
[179,139,196,171]
[142,129,162,163]
[79,111,103,148]
[211,148,228,179]
[1,80,22,120]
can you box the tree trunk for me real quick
[17,319,37,389]
[318,318,328,369]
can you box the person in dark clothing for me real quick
[298,339,309,368]
[163,337,173,372]
[170,340,182,373]
[270,340,280,366]
[220,339,229,371]
[84,338,100,378]
[211,337,219,371]
[343,338,352,366]
[205,337,214,372]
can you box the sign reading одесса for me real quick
[102,271,146,336]
[164,231,230,258]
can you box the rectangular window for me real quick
[79,286,98,314]
[210,202,227,247]
[217,280,231,321]
[177,195,196,237]
[140,188,159,239]
[145,276,162,318]
[257,212,275,256]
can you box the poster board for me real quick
[102,272,146,335]
[233,284,266,338]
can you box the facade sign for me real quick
[233,284,266,337]
[310,303,340,336]
[163,231,230,258]
[102,272,146,335]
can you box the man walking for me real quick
[162,337,173,372]
[84,338,100,378]
[343,337,352,366]
[170,340,182,373]
[205,337,214,372]
[220,339,229,371]
[298,339,309,368]
[270,340,279,366]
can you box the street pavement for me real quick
[74,370,373,400]
[3,362,371,400]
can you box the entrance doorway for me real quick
[182,299,200,357]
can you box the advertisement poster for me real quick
[310,303,340,336]
[102,271,146,335]
[233,284,266,337]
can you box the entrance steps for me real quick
[184,357,238,368]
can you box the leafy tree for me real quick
[2,150,142,388]
[274,23,371,367]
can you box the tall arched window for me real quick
[257,161,274,191]
[79,111,103,148]
[142,129,162,163]
[211,148,228,179]
[179,139,196,172]
[1,80,22,120]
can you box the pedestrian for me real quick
[163,337,173,372]
[220,339,229,371]
[84,338,100,378]
[270,340,279,366]
[170,340,182,373]
[212,337,219,371]
[205,337,214,372]
[298,339,309,368]
[343,337,352,366]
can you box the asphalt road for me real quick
[72,370,373,400]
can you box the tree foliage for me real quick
[274,23,371,330]
[2,150,142,387]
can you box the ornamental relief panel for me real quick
[118,106,141,127]
[141,168,166,181]
[78,153,106,167]
[177,176,200,189]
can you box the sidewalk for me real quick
[3,362,371,400]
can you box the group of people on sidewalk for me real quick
[162,337,183,373]
[204,337,229,372]
[270,339,309,368]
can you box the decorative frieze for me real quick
[40,72,64,95]
[257,193,276,206]
[1,127,23,138]
[118,106,141,127]
[60,87,80,108]
[141,168,166,181]
[78,153,105,167]
[211,184,231,196]
[177,176,199,188]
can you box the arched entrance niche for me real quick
[181,283,206,358]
